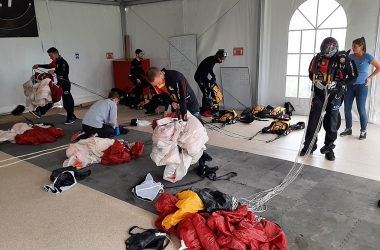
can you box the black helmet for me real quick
[215,49,228,62]
[320,37,339,58]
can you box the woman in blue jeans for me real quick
[341,37,380,139]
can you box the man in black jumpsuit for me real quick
[33,47,76,124]
[194,49,227,116]
[147,67,200,120]
[300,37,357,161]
[129,49,150,108]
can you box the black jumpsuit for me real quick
[304,52,357,151]
[38,56,76,121]
[129,58,150,104]
[163,69,200,120]
[194,56,218,112]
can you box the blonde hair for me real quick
[146,67,161,82]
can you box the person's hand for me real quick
[171,102,179,110]
[211,77,216,83]
[48,70,55,75]
[365,78,371,87]
[136,79,141,84]
[32,65,38,69]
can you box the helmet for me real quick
[215,49,228,62]
[320,37,339,58]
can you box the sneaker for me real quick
[299,144,317,156]
[359,131,367,140]
[30,111,41,119]
[320,144,335,154]
[70,131,87,142]
[340,128,352,137]
[325,150,335,161]
[64,117,76,125]
[201,111,213,117]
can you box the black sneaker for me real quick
[30,110,41,119]
[64,117,76,125]
[299,144,317,156]
[340,128,352,137]
[320,144,336,154]
[359,131,367,140]
[325,150,335,161]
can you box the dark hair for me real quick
[135,49,143,55]
[146,67,161,82]
[353,37,366,53]
[108,90,120,99]
[47,47,59,54]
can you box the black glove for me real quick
[210,77,216,83]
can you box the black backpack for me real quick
[125,226,169,250]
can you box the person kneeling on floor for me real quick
[74,90,121,141]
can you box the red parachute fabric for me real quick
[49,81,63,103]
[101,140,131,165]
[155,192,287,250]
[15,126,64,145]
[154,192,179,235]
[130,141,144,158]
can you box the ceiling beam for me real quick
[49,0,120,6]
[123,0,174,7]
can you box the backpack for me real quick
[212,110,238,125]
[125,226,169,250]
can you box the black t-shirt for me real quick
[129,58,145,80]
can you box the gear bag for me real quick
[125,226,169,250]
[250,120,305,143]
[209,82,223,111]
[212,110,238,125]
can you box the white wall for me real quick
[0,0,123,114]
[259,0,380,116]
[126,0,260,105]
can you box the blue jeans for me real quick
[344,84,368,131]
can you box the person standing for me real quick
[300,37,357,161]
[33,47,76,124]
[129,49,150,108]
[340,37,380,139]
[194,49,227,117]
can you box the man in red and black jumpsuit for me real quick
[33,47,76,124]
[300,37,357,161]
[128,49,150,108]
[147,67,200,120]
[147,67,212,168]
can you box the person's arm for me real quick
[366,58,380,86]
[177,78,188,121]
[308,56,317,81]
[108,102,117,128]
[343,57,358,86]
[33,61,55,69]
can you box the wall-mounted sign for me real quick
[233,47,244,56]
[0,0,38,37]
[106,52,114,60]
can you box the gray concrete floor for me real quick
[0,115,379,249]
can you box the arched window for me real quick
[285,0,347,98]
